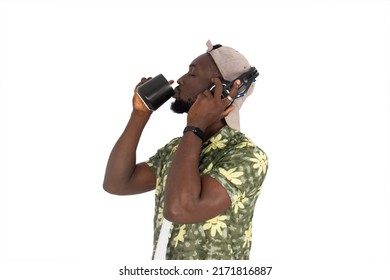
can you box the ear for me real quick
[221,105,235,119]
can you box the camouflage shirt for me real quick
[146,125,268,260]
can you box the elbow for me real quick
[163,202,197,224]
[163,207,185,224]
[102,182,117,195]
[103,178,143,195]
[163,203,184,224]
[102,180,125,195]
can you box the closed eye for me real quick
[188,64,196,77]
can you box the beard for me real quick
[170,99,192,114]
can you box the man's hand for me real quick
[187,78,240,131]
[133,77,153,114]
[132,77,175,114]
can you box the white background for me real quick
[1,0,389,279]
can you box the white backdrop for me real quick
[1,0,389,279]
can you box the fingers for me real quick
[210,78,241,102]
[211,78,223,100]
[136,77,152,88]
[221,105,235,118]
[208,77,237,118]
[141,77,152,83]
[228,79,241,100]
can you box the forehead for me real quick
[190,53,216,70]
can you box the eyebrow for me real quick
[189,63,196,68]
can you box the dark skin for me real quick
[103,53,240,224]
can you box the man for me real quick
[103,40,268,260]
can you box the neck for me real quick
[204,120,227,141]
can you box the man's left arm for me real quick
[163,131,232,224]
[163,79,239,224]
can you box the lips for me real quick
[173,86,181,98]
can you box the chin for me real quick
[170,99,191,114]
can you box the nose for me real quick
[177,74,185,85]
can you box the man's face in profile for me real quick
[171,53,220,114]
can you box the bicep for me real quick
[200,175,232,216]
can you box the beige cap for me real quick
[206,40,256,131]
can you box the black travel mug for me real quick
[136,74,175,111]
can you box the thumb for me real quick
[221,105,235,119]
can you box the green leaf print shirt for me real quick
[146,125,268,260]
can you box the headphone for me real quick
[209,67,259,101]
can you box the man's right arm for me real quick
[103,78,156,195]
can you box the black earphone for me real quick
[209,67,259,100]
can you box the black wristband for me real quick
[183,126,205,141]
